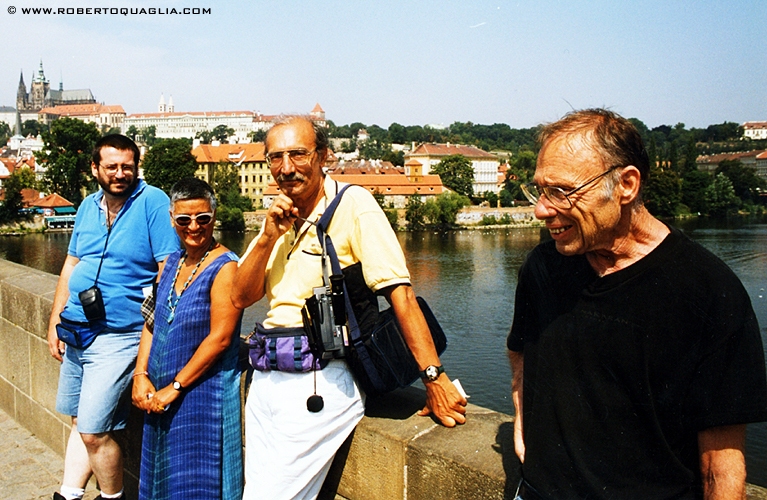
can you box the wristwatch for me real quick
[420,365,444,382]
[172,380,184,392]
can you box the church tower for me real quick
[16,71,28,111]
[158,94,166,113]
[30,60,50,110]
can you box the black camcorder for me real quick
[79,286,106,322]
[302,274,347,359]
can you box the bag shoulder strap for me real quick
[313,184,388,392]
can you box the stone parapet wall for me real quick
[0,257,765,499]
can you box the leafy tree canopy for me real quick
[22,119,44,137]
[37,117,101,206]
[432,154,475,197]
[142,138,198,194]
[715,159,766,204]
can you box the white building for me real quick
[405,142,500,194]
[123,98,327,143]
[742,121,767,140]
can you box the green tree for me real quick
[211,124,235,143]
[212,161,252,210]
[432,155,475,197]
[644,166,681,217]
[504,151,536,201]
[139,125,158,147]
[423,192,470,227]
[216,206,245,231]
[196,129,214,144]
[248,129,267,143]
[682,136,698,174]
[22,119,44,137]
[484,191,499,207]
[715,159,766,204]
[0,121,11,144]
[706,173,740,216]
[142,139,199,194]
[498,188,514,207]
[681,169,711,214]
[125,125,139,141]
[0,167,37,222]
[37,117,101,206]
[405,195,426,230]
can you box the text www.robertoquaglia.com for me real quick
[8,6,211,15]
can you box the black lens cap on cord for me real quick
[307,394,324,413]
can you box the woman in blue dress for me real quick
[132,177,243,500]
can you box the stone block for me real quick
[29,334,62,412]
[332,387,435,499]
[0,259,30,283]
[0,320,31,394]
[0,273,45,335]
[0,376,14,415]
[15,392,67,456]
[406,408,519,500]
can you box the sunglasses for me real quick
[173,212,214,226]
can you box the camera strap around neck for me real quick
[93,208,114,288]
[315,184,387,392]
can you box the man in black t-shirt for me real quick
[507,109,767,500]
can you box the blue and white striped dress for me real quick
[140,250,243,500]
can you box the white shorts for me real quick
[243,360,365,500]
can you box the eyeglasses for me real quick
[265,149,316,168]
[99,164,135,175]
[173,212,214,226]
[521,165,622,209]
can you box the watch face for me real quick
[173,381,182,390]
[426,366,438,380]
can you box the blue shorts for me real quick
[56,330,141,434]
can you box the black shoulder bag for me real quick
[304,185,447,396]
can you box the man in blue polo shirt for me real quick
[47,134,179,500]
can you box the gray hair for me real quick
[170,177,217,211]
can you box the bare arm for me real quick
[508,349,525,463]
[699,424,747,500]
[384,284,467,427]
[47,255,80,361]
[131,324,157,412]
[231,194,297,309]
[148,261,244,413]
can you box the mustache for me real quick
[277,173,306,183]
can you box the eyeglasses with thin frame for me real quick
[99,164,136,176]
[521,165,622,209]
[265,149,316,168]
[173,212,214,227]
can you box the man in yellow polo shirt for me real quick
[232,116,467,499]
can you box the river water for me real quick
[2,217,766,486]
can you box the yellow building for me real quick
[192,143,271,208]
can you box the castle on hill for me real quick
[16,60,96,112]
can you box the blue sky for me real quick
[3,0,766,129]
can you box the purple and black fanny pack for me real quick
[246,323,328,372]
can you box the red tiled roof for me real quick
[409,143,497,159]
[312,103,324,113]
[264,174,446,197]
[21,188,41,207]
[697,150,767,164]
[742,121,767,129]
[39,103,125,116]
[31,192,74,208]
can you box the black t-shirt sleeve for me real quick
[686,272,767,430]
